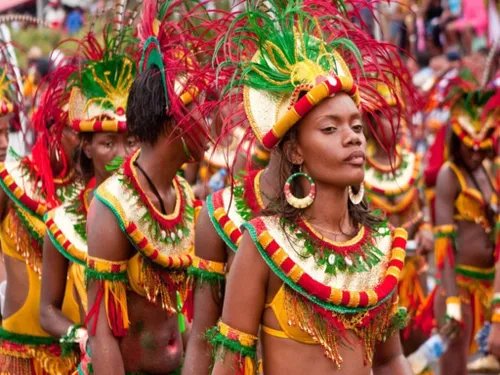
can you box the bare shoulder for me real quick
[194,205,226,262]
[87,197,131,261]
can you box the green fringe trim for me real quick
[0,327,59,346]
[84,267,128,285]
[434,231,457,239]
[187,267,225,285]
[455,266,495,281]
[206,327,257,359]
[491,297,500,306]
[60,324,83,357]
[243,222,394,314]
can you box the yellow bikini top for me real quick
[263,284,316,344]
[447,161,498,231]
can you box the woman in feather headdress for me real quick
[39,20,139,362]
[206,1,414,374]
[82,1,216,374]
[425,70,499,375]
[0,32,81,375]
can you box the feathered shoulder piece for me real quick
[215,0,416,150]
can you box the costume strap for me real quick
[433,224,457,277]
[188,256,226,284]
[183,256,226,322]
[207,321,257,375]
[446,161,467,192]
[85,256,129,337]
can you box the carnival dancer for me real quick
[424,71,499,375]
[207,1,413,374]
[364,82,432,355]
[39,24,139,355]
[0,55,81,374]
[82,1,215,374]
[183,135,281,374]
[0,41,26,306]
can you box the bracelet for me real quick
[491,293,500,307]
[446,296,462,322]
[60,324,86,357]
[492,308,500,324]
[419,222,432,232]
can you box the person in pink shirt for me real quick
[446,0,488,54]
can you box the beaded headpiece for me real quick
[216,0,411,150]
[68,24,138,133]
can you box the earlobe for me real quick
[82,140,92,159]
[283,140,303,165]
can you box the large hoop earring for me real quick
[284,172,316,209]
[348,184,364,205]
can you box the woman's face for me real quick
[84,132,138,180]
[459,143,488,171]
[290,93,366,188]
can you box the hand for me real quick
[487,323,500,358]
[440,318,463,343]
[415,227,433,255]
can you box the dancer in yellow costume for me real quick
[423,69,499,375]
[81,1,218,374]
[0,50,81,374]
[207,1,414,374]
[39,23,139,357]
[363,82,433,355]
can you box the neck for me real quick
[260,152,282,205]
[136,136,187,192]
[303,182,352,233]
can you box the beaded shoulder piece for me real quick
[95,152,200,269]
[44,182,94,266]
[0,159,81,274]
[243,216,406,313]
[207,170,264,252]
[364,149,422,199]
[243,216,407,366]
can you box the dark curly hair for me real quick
[126,66,171,145]
[74,133,94,184]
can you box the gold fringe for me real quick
[141,261,186,315]
[282,286,393,368]
[0,345,77,375]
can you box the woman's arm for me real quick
[211,232,269,375]
[86,199,132,375]
[40,233,74,337]
[434,165,460,299]
[372,334,412,375]
[182,207,227,375]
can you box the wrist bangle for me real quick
[491,293,500,307]
[419,222,432,232]
[492,309,500,323]
[446,296,462,322]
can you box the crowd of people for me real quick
[0,0,497,375]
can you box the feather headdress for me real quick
[67,23,139,132]
[214,0,416,150]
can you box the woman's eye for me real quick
[128,139,137,147]
[352,124,363,132]
[321,126,336,133]
[105,141,113,148]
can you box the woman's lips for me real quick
[344,150,366,166]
